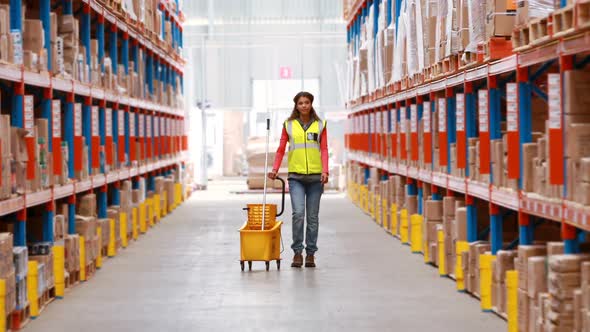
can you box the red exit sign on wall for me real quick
[280,67,292,79]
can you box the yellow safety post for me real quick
[175,183,182,207]
[410,214,423,253]
[0,279,5,331]
[506,270,518,332]
[96,227,103,268]
[80,236,86,282]
[120,213,128,247]
[438,228,447,276]
[455,241,469,292]
[27,261,39,318]
[154,194,161,222]
[139,202,147,233]
[390,203,398,236]
[132,207,138,239]
[108,218,116,257]
[369,191,374,218]
[162,191,168,217]
[382,197,388,229]
[148,198,154,227]
[53,245,65,298]
[400,209,409,244]
[375,194,381,224]
[480,254,496,312]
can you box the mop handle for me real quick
[261,118,270,231]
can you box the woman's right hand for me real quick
[268,171,277,180]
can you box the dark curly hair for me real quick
[287,91,320,121]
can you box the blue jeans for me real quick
[288,177,323,256]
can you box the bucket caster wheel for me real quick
[265,261,270,271]
[276,260,281,270]
[240,261,245,271]
[248,261,252,271]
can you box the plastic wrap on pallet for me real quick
[435,0,449,62]
[393,9,407,82]
[465,0,485,53]
[516,0,554,26]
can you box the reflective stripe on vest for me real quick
[285,119,326,174]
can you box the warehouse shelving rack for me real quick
[0,0,187,253]
[345,0,590,255]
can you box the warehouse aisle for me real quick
[25,179,505,332]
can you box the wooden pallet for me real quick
[37,286,56,315]
[529,16,553,46]
[512,25,531,52]
[579,0,590,30]
[8,304,30,331]
[66,270,80,289]
[553,4,575,38]
[459,52,481,71]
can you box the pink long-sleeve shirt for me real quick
[272,125,329,175]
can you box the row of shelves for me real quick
[83,0,184,70]
[0,62,183,117]
[348,152,590,232]
[348,31,590,111]
[0,154,186,218]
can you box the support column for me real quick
[65,93,75,179]
[490,203,502,254]
[98,185,107,219]
[466,195,477,243]
[519,211,533,246]
[417,181,423,215]
[82,3,91,82]
[68,196,76,235]
[83,97,92,174]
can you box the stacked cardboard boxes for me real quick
[491,250,517,314]
[423,200,443,263]
[0,233,16,314]
[466,241,490,294]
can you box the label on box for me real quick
[154,117,159,137]
[364,114,368,134]
[456,94,465,132]
[410,104,417,133]
[147,116,152,137]
[118,110,124,136]
[24,95,34,137]
[506,83,518,132]
[478,90,488,132]
[106,108,112,137]
[129,112,135,137]
[438,98,446,132]
[548,73,561,129]
[377,112,382,134]
[91,106,99,136]
[167,118,171,136]
[139,114,144,137]
[423,102,431,133]
[55,37,64,74]
[160,117,165,136]
[52,100,61,138]
[75,104,82,136]
[369,113,374,134]
[391,110,396,134]
[400,108,407,134]
[11,30,23,65]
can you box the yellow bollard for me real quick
[139,202,147,233]
[382,198,388,229]
[390,203,398,236]
[506,270,519,332]
[108,218,116,257]
[80,236,86,281]
[27,261,39,318]
[146,198,153,227]
[132,207,138,238]
[375,194,381,224]
[53,245,65,298]
[480,254,496,312]
[410,214,423,253]
[400,209,409,244]
[154,194,161,222]
[0,279,5,331]
[96,228,103,268]
[455,241,470,292]
[175,183,182,207]
[162,191,168,217]
[120,213,128,247]
[438,228,447,276]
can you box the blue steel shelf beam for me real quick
[446,88,456,175]
[82,3,91,82]
[83,97,92,174]
[98,13,105,73]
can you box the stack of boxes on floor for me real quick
[492,250,517,314]
[76,194,101,272]
[423,200,443,264]
[0,234,16,315]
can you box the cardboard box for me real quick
[406,195,418,215]
[455,207,467,241]
[495,250,517,282]
[528,256,548,299]
[486,0,516,38]
[519,288,530,332]
[564,70,590,115]
[518,245,547,290]
[548,242,565,256]
[78,193,97,217]
[522,142,538,192]
[566,123,590,159]
[23,19,44,53]
[424,200,443,221]
[550,254,590,273]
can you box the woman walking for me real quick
[268,91,329,268]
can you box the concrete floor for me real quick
[25,179,506,332]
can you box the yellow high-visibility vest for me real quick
[285,119,326,174]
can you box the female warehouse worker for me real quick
[268,91,329,268]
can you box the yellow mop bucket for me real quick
[240,176,285,271]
